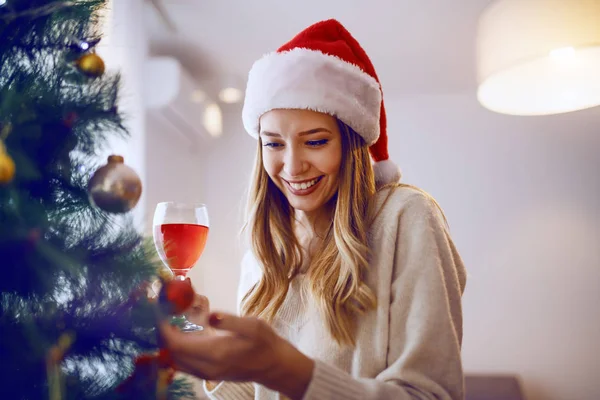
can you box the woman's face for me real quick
[259,109,342,214]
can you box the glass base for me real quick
[181,320,204,332]
[171,314,204,332]
[172,269,191,278]
[167,273,203,332]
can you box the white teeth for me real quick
[289,177,320,191]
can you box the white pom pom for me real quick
[373,159,402,186]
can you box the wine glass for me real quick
[153,202,209,332]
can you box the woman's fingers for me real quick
[160,325,232,359]
[157,319,182,348]
[158,315,279,383]
[185,293,210,326]
[208,313,267,340]
[170,337,252,380]
[170,353,213,377]
[193,293,210,312]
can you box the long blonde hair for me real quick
[241,119,377,346]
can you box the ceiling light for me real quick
[203,103,222,137]
[219,87,243,104]
[476,0,600,116]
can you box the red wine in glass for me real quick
[153,202,209,332]
[154,223,209,277]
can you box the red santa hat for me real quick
[242,19,401,185]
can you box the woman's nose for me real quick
[283,147,307,177]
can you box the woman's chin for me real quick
[286,193,337,214]
[287,199,322,213]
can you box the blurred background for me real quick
[98,1,600,399]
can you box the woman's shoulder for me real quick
[370,183,448,230]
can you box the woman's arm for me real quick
[301,191,467,400]
[164,191,466,400]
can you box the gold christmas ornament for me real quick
[0,141,15,184]
[75,53,105,78]
[88,155,142,213]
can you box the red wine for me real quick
[153,223,209,276]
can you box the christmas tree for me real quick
[0,1,193,399]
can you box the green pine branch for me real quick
[0,1,192,399]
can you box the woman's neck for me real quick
[294,204,333,238]
[293,201,335,258]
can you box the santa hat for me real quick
[242,19,401,186]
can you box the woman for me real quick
[160,19,467,400]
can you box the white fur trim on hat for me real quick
[373,159,402,186]
[242,48,382,145]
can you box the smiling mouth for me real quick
[284,176,323,190]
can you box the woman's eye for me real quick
[263,142,283,148]
[307,139,328,147]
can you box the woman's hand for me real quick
[183,292,213,333]
[159,312,314,400]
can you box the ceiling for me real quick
[144,0,496,98]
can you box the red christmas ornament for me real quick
[134,353,155,368]
[160,277,195,315]
[157,348,174,368]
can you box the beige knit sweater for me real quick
[203,185,467,400]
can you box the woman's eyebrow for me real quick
[259,128,332,137]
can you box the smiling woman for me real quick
[159,18,467,400]
[259,109,343,216]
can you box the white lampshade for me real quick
[476,0,600,115]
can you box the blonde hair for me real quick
[241,119,377,346]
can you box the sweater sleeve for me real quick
[201,251,260,399]
[202,380,255,400]
[302,191,467,400]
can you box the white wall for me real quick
[385,95,600,400]
[145,95,600,400]
[144,107,255,312]
[97,0,148,229]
